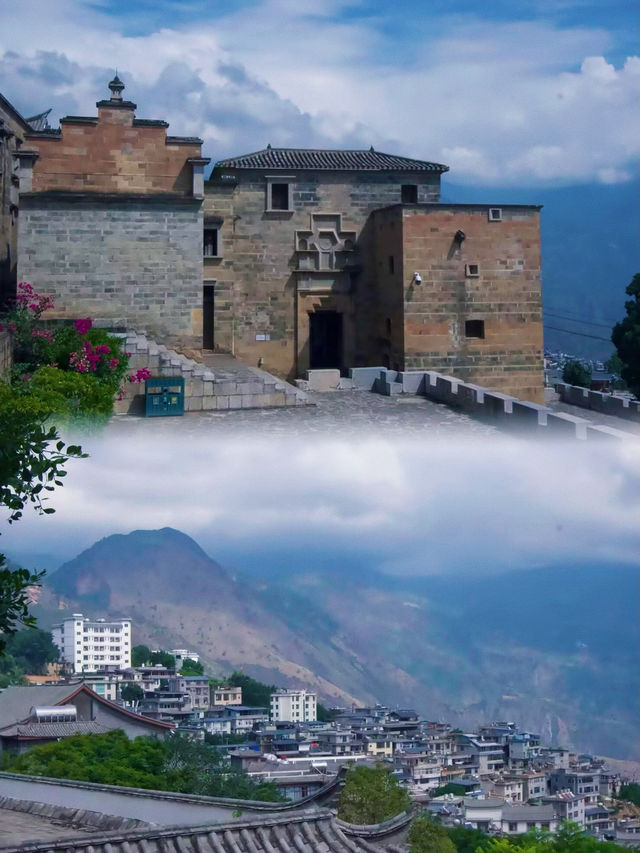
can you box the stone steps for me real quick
[112,332,309,414]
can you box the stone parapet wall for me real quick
[0,795,150,831]
[116,332,309,414]
[554,382,640,422]
[351,367,634,441]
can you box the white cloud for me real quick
[1,0,638,185]
[2,434,638,575]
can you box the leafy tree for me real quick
[611,273,640,398]
[131,645,153,667]
[337,762,410,824]
[204,732,249,746]
[120,683,144,703]
[150,650,176,669]
[431,782,467,797]
[4,628,59,673]
[446,825,490,853]
[618,782,640,807]
[179,657,204,676]
[0,382,85,654]
[409,814,456,853]
[0,651,28,688]
[562,360,591,388]
[226,671,275,707]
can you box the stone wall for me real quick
[204,170,441,379]
[555,382,640,421]
[0,94,28,307]
[0,329,12,377]
[379,204,544,403]
[18,197,203,345]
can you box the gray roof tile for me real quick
[214,148,448,173]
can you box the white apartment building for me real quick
[52,613,131,673]
[270,689,317,723]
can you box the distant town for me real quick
[1,612,639,848]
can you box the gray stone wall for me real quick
[18,196,203,346]
[204,170,441,379]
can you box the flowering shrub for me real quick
[2,282,129,421]
[129,368,152,383]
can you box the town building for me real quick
[212,686,243,706]
[169,649,200,667]
[51,613,131,673]
[270,689,317,723]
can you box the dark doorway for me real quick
[309,310,343,370]
[203,284,215,349]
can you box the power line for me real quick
[543,310,613,329]
[544,324,612,343]
[543,305,620,325]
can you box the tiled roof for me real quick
[214,147,448,172]
[0,810,399,853]
[0,720,109,739]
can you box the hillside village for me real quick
[1,613,639,849]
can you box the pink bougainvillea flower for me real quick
[74,317,92,335]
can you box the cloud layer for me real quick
[1,0,638,185]
[2,435,638,576]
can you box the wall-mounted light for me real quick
[413,272,422,284]
[455,230,466,244]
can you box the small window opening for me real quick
[203,229,218,257]
[402,185,418,203]
[489,208,503,221]
[270,183,290,211]
[465,319,485,339]
[388,255,395,274]
[385,317,392,336]
[465,263,479,277]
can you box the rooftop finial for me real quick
[108,72,125,102]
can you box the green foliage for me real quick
[618,782,640,806]
[431,783,467,797]
[120,683,144,703]
[179,657,204,676]
[204,732,249,746]
[337,762,410,824]
[3,629,58,674]
[226,671,274,707]
[409,814,456,853]
[3,731,284,802]
[465,821,627,853]
[130,645,176,669]
[316,702,334,722]
[0,652,28,688]
[446,825,489,853]
[562,360,592,388]
[20,366,118,421]
[611,273,640,398]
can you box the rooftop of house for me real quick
[213,146,449,172]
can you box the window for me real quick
[268,182,291,211]
[465,263,480,277]
[203,228,219,257]
[402,184,418,203]
[388,255,395,274]
[465,320,485,339]
[508,823,518,832]
[488,207,503,221]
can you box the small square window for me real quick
[270,183,290,211]
[402,184,418,203]
[204,228,219,257]
[489,208,503,221]
[465,320,485,338]
[465,263,479,277]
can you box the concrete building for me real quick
[212,686,243,706]
[51,613,131,673]
[270,689,317,723]
[169,649,200,667]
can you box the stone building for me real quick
[204,147,543,400]
[16,76,209,345]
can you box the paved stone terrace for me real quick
[107,389,497,437]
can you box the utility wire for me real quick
[544,324,612,343]
[543,306,620,325]
[543,311,613,329]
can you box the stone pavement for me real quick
[107,389,497,437]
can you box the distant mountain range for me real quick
[35,527,639,760]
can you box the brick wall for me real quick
[390,204,544,402]
[18,197,203,344]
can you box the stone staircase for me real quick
[113,332,310,414]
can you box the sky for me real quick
[2,435,639,577]
[0,0,638,187]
